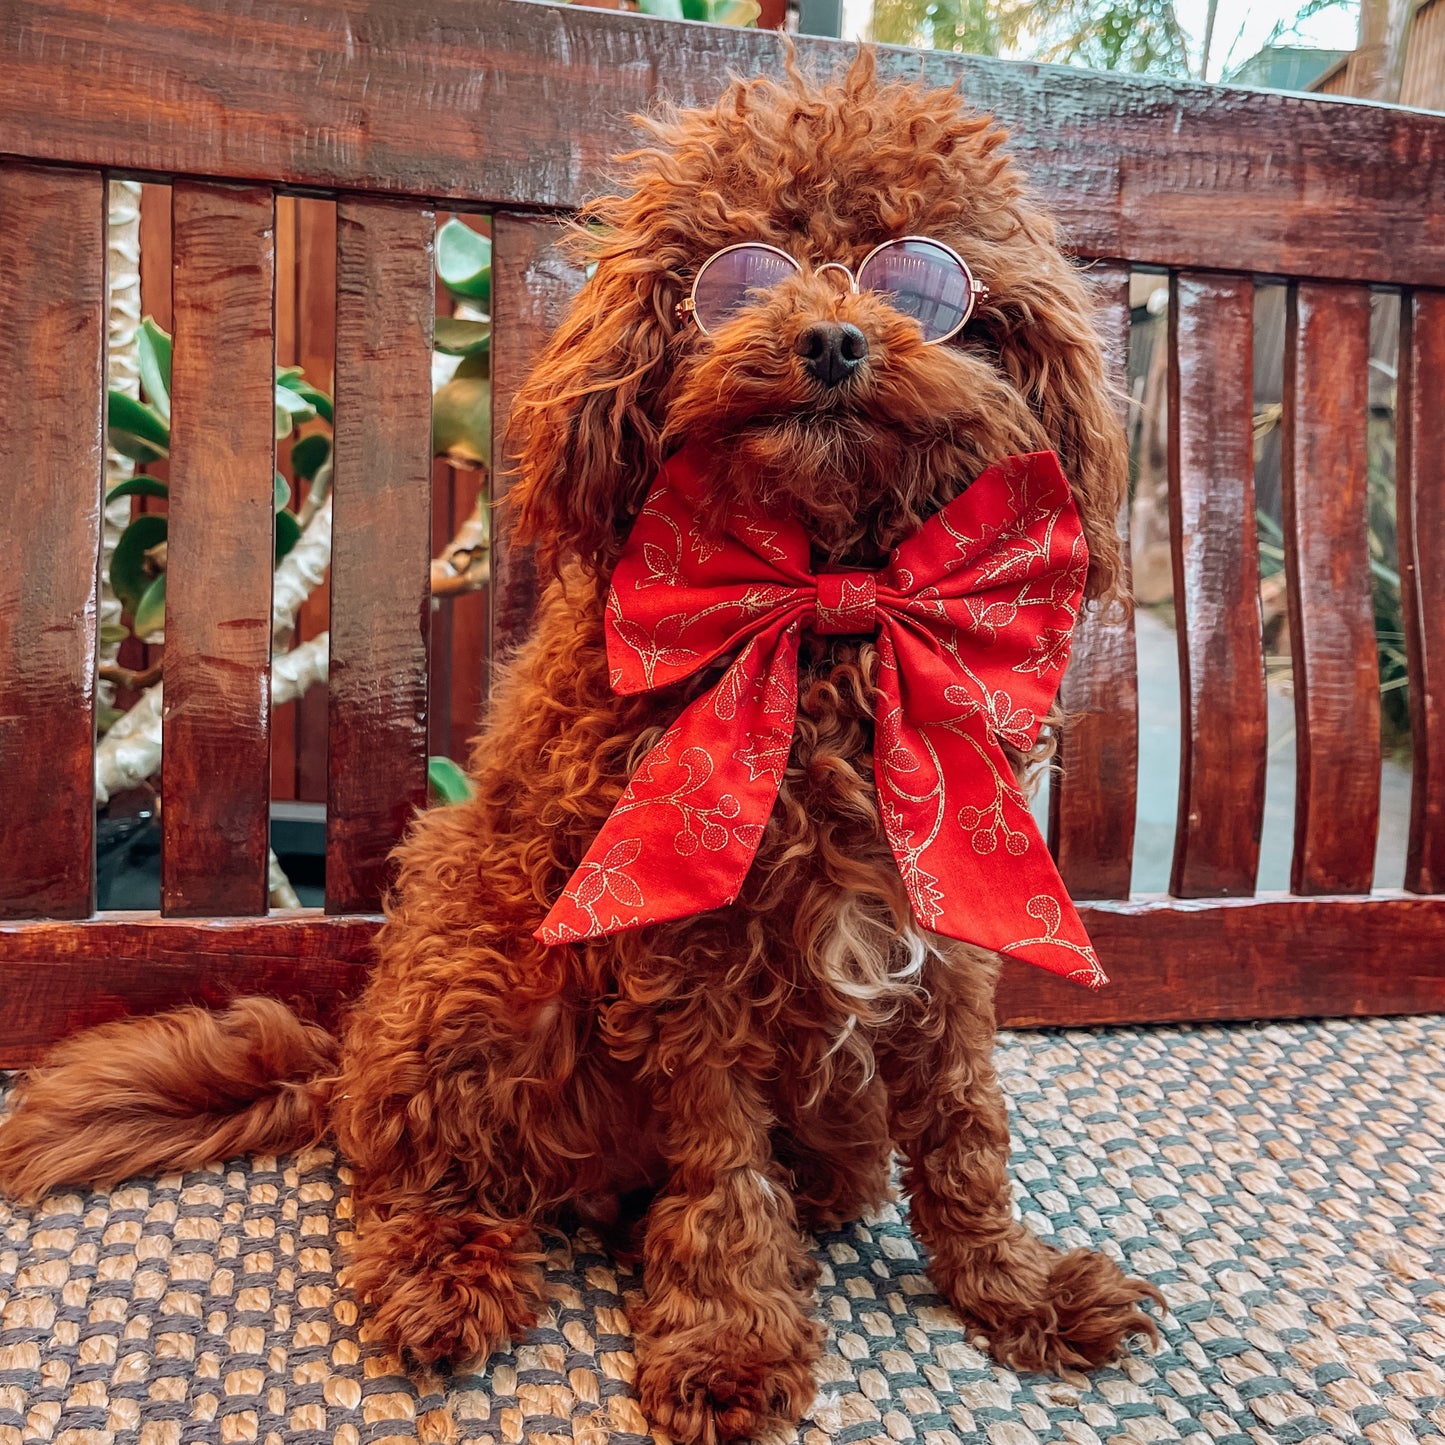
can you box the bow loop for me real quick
[540,447,1105,990]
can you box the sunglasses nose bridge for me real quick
[814,261,858,295]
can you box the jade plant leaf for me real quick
[432,372,491,466]
[110,513,168,613]
[108,391,170,463]
[427,755,476,805]
[137,317,173,421]
[132,572,166,640]
[275,508,301,563]
[105,475,170,505]
[437,219,491,304]
[290,433,330,481]
[433,317,492,357]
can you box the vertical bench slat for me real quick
[1050,262,1137,899]
[1400,290,1445,894]
[488,212,587,670]
[326,199,435,912]
[0,163,105,919]
[1167,272,1268,896]
[161,182,276,917]
[1281,281,1380,895]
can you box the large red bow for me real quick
[538,447,1105,988]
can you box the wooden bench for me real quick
[3,0,1444,1065]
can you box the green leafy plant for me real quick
[427,755,477,806]
[1255,410,1409,752]
[636,0,762,22]
[433,218,494,469]
[103,318,330,644]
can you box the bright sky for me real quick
[1189,0,1360,80]
[845,0,1363,81]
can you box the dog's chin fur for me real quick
[0,48,1161,1445]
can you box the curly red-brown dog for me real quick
[0,51,1161,1445]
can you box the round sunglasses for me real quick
[676,236,988,346]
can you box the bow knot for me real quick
[813,572,879,636]
[537,446,1106,990]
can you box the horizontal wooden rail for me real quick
[0,913,378,1067]
[999,892,1445,1026]
[7,0,1445,286]
[4,896,1445,1065]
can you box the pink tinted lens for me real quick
[857,239,975,341]
[691,246,799,333]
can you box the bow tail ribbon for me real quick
[874,629,1105,987]
[537,622,802,945]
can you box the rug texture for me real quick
[2,1015,1443,1445]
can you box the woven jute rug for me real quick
[3,1015,1443,1445]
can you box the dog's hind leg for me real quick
[633,1042,823,1445]
[880,947,1163,1373]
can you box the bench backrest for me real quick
[2,0,1444,1060]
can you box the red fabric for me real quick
[537,447,1106,989]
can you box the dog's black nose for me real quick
[796,322,868,387]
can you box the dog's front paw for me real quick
[968,1246,1163,1373]
[344,1210,545,1370]
[638,1321,822,1445]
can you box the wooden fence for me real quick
[2,0,1445,1064]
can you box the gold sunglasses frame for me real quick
[675,235,989,345]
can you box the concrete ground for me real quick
[1036,609,1413,893]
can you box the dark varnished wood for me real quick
[0,163,105,919]
[9,1,1445,287]
[1050,263,1136,899]
[3,895,1444,1066]
[997,893,1445,1026]
[0,913,378,1067]
[489,211,586,665]
[161,183,276,917]
[1281,283,1380,895]
[326,199,434,912]
[294,199,337,806]
[1166,273,1267,896]
[1400,291,1445,894]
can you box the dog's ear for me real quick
[506,248,675,577]
[986,237,1129,605]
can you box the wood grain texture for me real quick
[0,913,378,1067]
[161,183,276,917]
[1050,263,1136,899]
[0,163,105,919]
[4,894,1445,1066]
[1400,290,1445,894]
[326,199,434,913]
[295,199,337,805]
[7,2,1445,286]
[996,893,1445,1026]
[489,211,586,664]
[1281,283,1380,896]
[271,195,300,802]
[1166,273,1267,897]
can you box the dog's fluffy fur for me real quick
[0,53,1162,1443]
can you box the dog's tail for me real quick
[0,997,339,1204]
